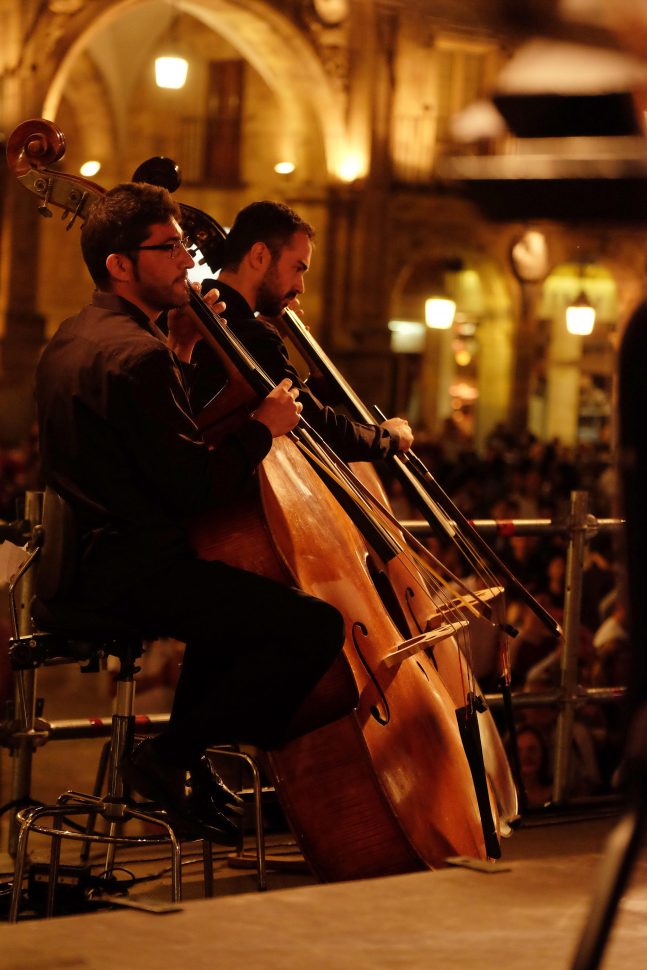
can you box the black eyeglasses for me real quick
[129,237,192,259]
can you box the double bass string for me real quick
[281,307,510,690]
[289,421,492,707]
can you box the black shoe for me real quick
[189,755,245,818]
[122,739,239,845]
[187,756,244,844]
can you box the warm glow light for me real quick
[454,349,472,367]
[449,382,479,401]
[425,297,456,330]
[274,161,296,175]
[80,160,101,177]
[338,152,364,183]
[566,305,596,335]
[566,291,596,335]
[388,320,426,354]
[155,56,189,90]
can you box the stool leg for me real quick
[129,806,183,902]
[80,739,111,863]
[101,675,136,878]
[247,753,267,892]
[9,810,35,922]
[103,820,122,878]
[45,834,62,918]
[207,747,267,892]
[202,841,214,897]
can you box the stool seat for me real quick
[10,597,153,673]
[32,596,154,643]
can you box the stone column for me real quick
[322,0,398,409]
[508,281,541,435]
[0,0,67,442]
[545,315,582,446]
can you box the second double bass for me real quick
[186,287,492,877]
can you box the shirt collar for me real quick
[91,290,168,342]
[203,279,254,319]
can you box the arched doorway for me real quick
[389,248,514,450]
[532,262,618,447]
[30,0,350,339]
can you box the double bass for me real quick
[8,118,498,879]
[128,158,519,834]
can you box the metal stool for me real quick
[5,488,213,919]
[82,740,269,892]
[8,638,188,920]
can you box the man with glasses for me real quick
[36,182,346,842]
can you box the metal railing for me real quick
[1,489,627,854]
[402,489,624,805]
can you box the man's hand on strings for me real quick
[167,284,226,362]
[202,284,226,318]
[252,378,303,437]
[381,417,414,452]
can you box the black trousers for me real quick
[109,557,346,761]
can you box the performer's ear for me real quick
[248,241,271,271]
[106,252,131,283]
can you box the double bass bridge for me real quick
[383,619,469,668]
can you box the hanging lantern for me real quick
[566,290,596,336]
[425,297,456,330]
[155,56,189,90]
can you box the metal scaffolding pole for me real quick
[7,490,43,855]
[553,491,590,804]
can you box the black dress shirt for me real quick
[36,290,272,593]
[191,281,399,463]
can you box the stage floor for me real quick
[2,812,646,970]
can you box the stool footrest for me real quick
[9,633,101,670]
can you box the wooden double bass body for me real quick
[8,118,491,880]
[192,434,488,879]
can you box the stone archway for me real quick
[41,0,347,179]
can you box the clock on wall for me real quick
[510,229,549,283]
[312,0,349,26]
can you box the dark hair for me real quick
[222,201,314,269]
[81,182,181,287]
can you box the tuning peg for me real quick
[33,176,54,218]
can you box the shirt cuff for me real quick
[378,426,399,457]
[237,418,273,466]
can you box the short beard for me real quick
[132,257,189,313]
[256,261,285,317]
